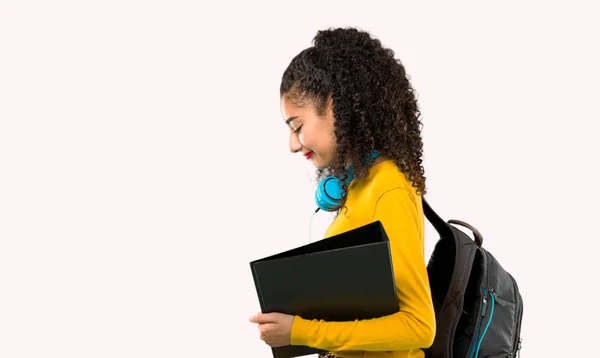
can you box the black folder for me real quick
[249,220,399,358]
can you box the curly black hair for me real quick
[280,27,426,209]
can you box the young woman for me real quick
[250,27,436,358]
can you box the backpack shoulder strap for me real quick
[423,197,483,247]
[422,197,483,358]
[422,197,453,240]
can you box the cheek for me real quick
[299,124,334,154]
[298,128,312,148]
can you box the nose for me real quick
[289,131,302,153]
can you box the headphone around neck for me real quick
[314,151,381,212]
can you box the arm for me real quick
[290,188,436,353]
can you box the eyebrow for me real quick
[285,116,299,125]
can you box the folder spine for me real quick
[251,264,282,358]
[250,264,266,313]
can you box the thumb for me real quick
[249,312,278,324]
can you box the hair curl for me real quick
[280,27,426,209]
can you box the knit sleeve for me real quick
[290,188,436,354]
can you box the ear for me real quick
[325,94,335,119]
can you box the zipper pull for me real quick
[481,294,487,316]
[490,289,508,306]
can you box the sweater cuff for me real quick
[290,315,313,346]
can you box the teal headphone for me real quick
[314,151,381,212]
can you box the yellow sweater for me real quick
[290,160,436,358]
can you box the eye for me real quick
[293,125,303,134]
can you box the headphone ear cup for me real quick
[314,176,344,212]
[313,151,381,212]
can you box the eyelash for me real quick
[294,125,303,133]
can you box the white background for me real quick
[1,1,599,357]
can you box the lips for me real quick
[304,151,314,159]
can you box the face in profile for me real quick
[280,96,336,169]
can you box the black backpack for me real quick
[421,198,524,358]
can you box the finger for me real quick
[259,323,275,334]
[249,312,261,323]
[250,313,278,324]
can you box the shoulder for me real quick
[342,160,421,216]
[355,159,419,204]
[324,160,423,238]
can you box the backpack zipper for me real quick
[472,288,497,357]
[467,288,487,358]
[490,288,507,306]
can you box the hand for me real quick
[249,312,295,347]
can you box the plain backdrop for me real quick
[1,1,599,357]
